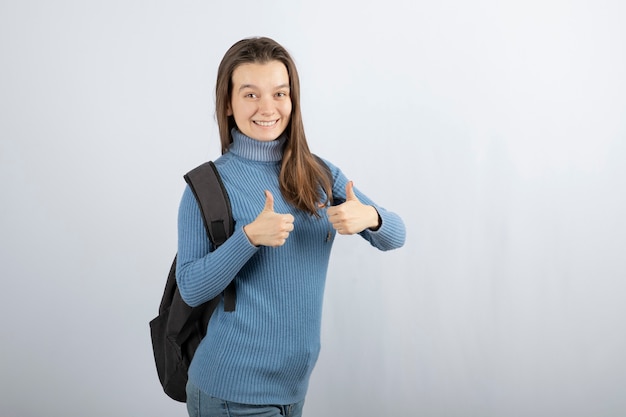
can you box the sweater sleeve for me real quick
[324,159,406,251]
[176,185,260,307]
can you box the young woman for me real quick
[176,37,406,417]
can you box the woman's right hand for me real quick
[243,190,295,247]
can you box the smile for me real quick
[254,120,278,127]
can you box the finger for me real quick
[345,181,357,201]
[263,190,274,212]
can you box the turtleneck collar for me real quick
[228,128,286,162]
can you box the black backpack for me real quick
[149,161,236,403]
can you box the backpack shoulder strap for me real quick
[183,161,236,311]
[184,161,234,247]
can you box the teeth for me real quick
[255,120,277,127]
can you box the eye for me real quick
[245,93,257,99]
[275,92,288,98]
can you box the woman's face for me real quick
[227,60,292,142]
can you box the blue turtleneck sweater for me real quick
[176,129,405,405]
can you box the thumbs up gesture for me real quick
[327,181,381,235]
[244,190,295,247]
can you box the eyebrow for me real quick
[238,83,290,91]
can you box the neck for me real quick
[228,128,285,162]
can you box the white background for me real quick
[1,1,625,416]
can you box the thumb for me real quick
[263,190,275,212]
[345,181,357,201]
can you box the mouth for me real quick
[253,119,279,127]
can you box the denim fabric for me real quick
[186,380,305,417]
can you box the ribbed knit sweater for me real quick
[176,129,406,405]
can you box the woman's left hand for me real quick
[326,181,381,235]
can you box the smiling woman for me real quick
[173,36,406,417]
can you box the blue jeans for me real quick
[186,380,305,417]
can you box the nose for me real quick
[258,96,274,115]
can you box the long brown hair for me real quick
[215,37,332,216]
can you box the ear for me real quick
[226,103,233,116]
